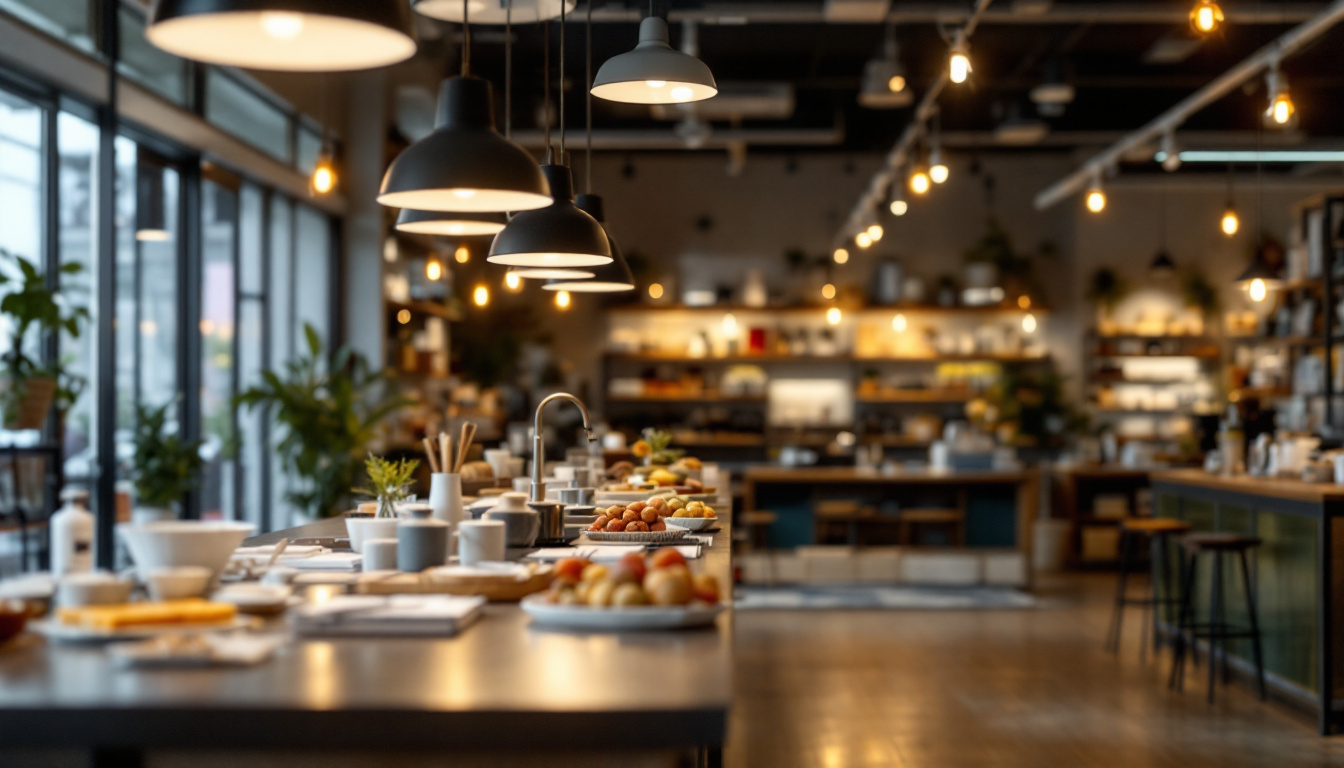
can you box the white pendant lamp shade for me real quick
[413,0,573,24]
[487,163,614,268]
[147,0,418,71]
[542,194,635,292]
[515,267,596,279]
[379,77,551,212]
[396,208,506,236]
[591,17,717,105]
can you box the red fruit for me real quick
[691,573,720,604]
[649,548,687,571]
[618,552,647,582]
[555,558,588,582]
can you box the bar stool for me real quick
[1105,517,1192,659]
[1168,532,1266,703]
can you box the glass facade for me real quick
[205,71,292,164]
[0,0,96,52]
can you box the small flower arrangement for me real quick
[353,454,419,518]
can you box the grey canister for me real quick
[397,518,449,572]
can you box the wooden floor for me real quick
[727,573,1344,767]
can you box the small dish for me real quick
[520,593,724,631]
[57,572,134,608]
[211,584,293,616]
[145,566,213,601]
[585,529,689,544]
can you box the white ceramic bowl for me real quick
[144,566,213,601]
[117,521,254,582]
[344,517,400,553]
[664,516,718,531]
[57,572,135,607]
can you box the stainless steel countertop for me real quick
[0,516,733,752]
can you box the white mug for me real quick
[456,520,507,566]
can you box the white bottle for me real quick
[50,488,94,575]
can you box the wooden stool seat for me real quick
[1122,518,1192,535]
[1180,532,1261,551]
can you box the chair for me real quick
[1105,517,1191,659]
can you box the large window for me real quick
[205,71,292,164]
[200,176,237,521]
[58,111,100,484]
[0,90,44,402]
[0,0,96,52]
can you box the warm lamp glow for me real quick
[1221,208,1240,236]
[396,308,411,324]
[1190,0,1224,34]
[866,224,884,242]
[826,307,842,325]
[833,247,850,264]
[888,75,906,93]
[555,290,571,310]
[473,285,490,307]
[855,232,873,249]
[648,283,664,300]
[505,270,522,291]
[892,313,907,332]
[260,11,305,39]
[909,170,931,196]
[1022,313,1037,334]
[930,162,949,185]
[1086,187,1106,213]
[948,40,971,84]
[1248,278,1268,302]
[722,313,738,337]
[1268,93,1294,126]
[310,155,337,196]
[1018,295,1032,309]
[425,259,443,281]
[455,246,470,264]
[821,283,836,300]
[890,199,908,216]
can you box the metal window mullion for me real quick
[178,160,203,519]
[258,187,273,534]
[228,185,241,522]
[93,0,119,569]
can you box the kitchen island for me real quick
[0,516,733,767]
[1152,469,1344,734]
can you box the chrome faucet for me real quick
[531,393,595,502]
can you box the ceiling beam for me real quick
[577,3,1327,25]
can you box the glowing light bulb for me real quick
[645,80,667,89]
[310,159,336,196]
[909,170,931,196]
[1248,278,1267,302]
[892,313,907,332]
[833,247,850,264]
[930,162,949,185]
[888,75,906,93]
[1269,93,1294,125]
[722,313,738,337]
[949,43,971,84]
[1018,295,1032,309]
[1189,0,1224,34]
[648,282,664,300]
[890,199,908,216]
[671,87,695,102]
[1086,187,1106,213]
[867,224,883,242]
[826,307,842,325]
[425,259,443,281]
[855,232,873,249]
[397,309,411,324]
[455,246,470,264]
[1221,208,1240,236]
[505,270,522,291]
[260,11,304,39]
[821,283,836,300]
[555,290,571,310]
[453,189,477,199]
[473,285,489,307]
[1022,313,1037,334]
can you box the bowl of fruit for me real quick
[584,499,690,542]
[521,551,724,631]
[662,498,718,531]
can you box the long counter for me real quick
[1152,469,1344,735]
[0,516,733,767]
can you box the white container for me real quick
[50,489,94,576]
[117,521,254,583]
[484,449,513,480]
[144,566,212,601]
[428,473,463,554]
[457,520,506,566]
[345,517,400,554]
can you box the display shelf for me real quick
[855,390,977,404]
[1227,335,1325,348]
[608,303,1047,315]
[607,393,767,404]
[605,352,1047,364]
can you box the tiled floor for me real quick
[727,573,1344,767]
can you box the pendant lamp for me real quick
[514,267,596,280]
[591,7,716,105]
[1234,245,1281,288]
[488,4,612,268]
[135,164,170,242]
[396,208,506,236]
[543,195,635,292]
[413,0,572,24]
[379,1,549,213]
[147,0,417,71]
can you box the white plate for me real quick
[664,517,719,531]
[31,616,258,643]
[520,593,725,631]
[585,529,689,544]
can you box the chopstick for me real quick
[422,437,440,474]
[454,422,477,473]
[439,431,451,477]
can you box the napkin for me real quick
[292,595,486,636]
[525,545,648,562]
[285,553,363,571]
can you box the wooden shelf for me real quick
[856,390,977,404]
[605,352,1048,364]
[609,303,1047,315]
[607,393,766,404]
[1227,335,1324,348]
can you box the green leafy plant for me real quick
[236,324,412,519]
[353,454,419,518]
[0,248,91,425]
[1086,267,1127,313]
[132,400,206,509]
[984,367,1085,449]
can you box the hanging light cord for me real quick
[461,0,471,75]
[586,1,593,193]
[505,0,512,138]
[559,0,566,162]
[1160,179,1168,250]
[543,16,551,157]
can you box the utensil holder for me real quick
[429,473,464,552]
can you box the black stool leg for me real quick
[1107,529,1133,653]
[1238,549,1267,701]
[1208,550,1225,705]
[1170,548,1197,691]
[1156,533,1174,652]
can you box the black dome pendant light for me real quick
[379,0,551,213]
[147,0,418,72]
[591,0,717,105]
[544,4,635,293]
[488,3,612,269]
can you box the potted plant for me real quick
[130,400,205,524]
[961,218,1054,304]
[344,454,418,552]
[236,324,411,520]
[0,248,91,429]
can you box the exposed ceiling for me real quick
[392,1,1344,157]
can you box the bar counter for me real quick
[1152,469,1344,734]
[0,516,733,767]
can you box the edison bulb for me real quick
[1248,278,1267,302]
[310,159,336,196]
[930,163,949,185]
[892,313,907,332]
[890,199,908,216]
[1189,0,1224,34]
[455,246,470,263]
[425,259,443,281]
[833,247,850,264]
[396,308,411,325]
[867,224,883,242]
[260,11,305,39]
[1022,313,1037,334]
[1086,188,1106,213]
[1018,295,1032,309]
[889,75,907,93]
[855,232,873,249]
[505,270,522,291]
[1269,93,1294,125]
[949,50,971,84]
[555,290,571,310]
[1221,209,1240,236]
[826,307,842,325]
[821,283,836,300]
[473,285,489,307]
[648,282,664,300]
[909,171,931,195]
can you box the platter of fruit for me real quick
[521,551,725,631]
[584,497,714,541]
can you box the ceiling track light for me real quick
[147,0,418,71]
[1190,0,1225,35]
[928,113,948,184]
[948,32,971,85]
[135,162,170,242]
[1221,163,1239,236]
[858,23,912,109]
[1264,64,1297,128]
[379,1,550,213]
[1160,131,1181,172]
[1085,172,1106,213]
[909,166,931,196]
[591,4,717,105]
[1235,243,1281,302]
[889,183,908,216]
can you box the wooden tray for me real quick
[354,565,554,602]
